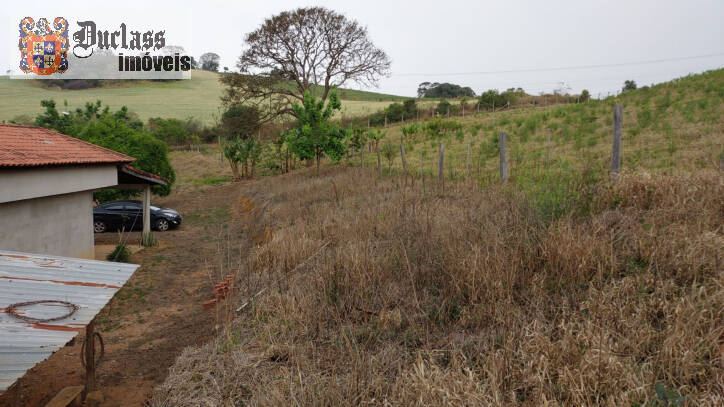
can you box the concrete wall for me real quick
[0,191,95,259]
[0,165,118,204]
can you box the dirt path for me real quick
[0,182,259,407]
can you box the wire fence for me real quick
[348,104,724,189]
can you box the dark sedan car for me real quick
[93,200,182,233]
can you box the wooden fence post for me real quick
[611,105,623,178]
[499,132,508,182]
[360,146,364,168]
[83,321,96,398]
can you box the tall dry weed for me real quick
[152,167,723,406]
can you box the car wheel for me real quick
[93,221,106,233]
[155,218,170,231]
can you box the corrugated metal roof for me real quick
[0,250,139,391]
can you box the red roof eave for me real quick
[0,124,135,167]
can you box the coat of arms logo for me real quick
[18,17,69,75]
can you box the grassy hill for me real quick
[0,69,406,125]
[167,69,723,192]
[364,68,724,182]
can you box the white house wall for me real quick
[0,165,118,204]
[0,191,95,258]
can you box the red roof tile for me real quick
[0,124,134,167]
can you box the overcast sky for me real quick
[2,0,723,96]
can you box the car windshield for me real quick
[151,205,161,210]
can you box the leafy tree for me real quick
[401,123,419,140]
[367,127,386,172]
[222,7,390,122]
[344,126,367,163]
[418,82,475,98]
[478,89,516,110]
[223,137,262,180]
[623,80,637,92]
[403,99,417,117]
[221,104,261,140]
[146,117,202,146]
[383,102,406,122]
[199,52,220,72]
[436,100,452,115]
[423,118,462,139]
[380,140,397,173]
[219,104,262,179]
[35,100,175,199]
[580,89,591,102]
[286,91,346,172]
[367,127,385,149]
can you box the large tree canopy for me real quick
[199,52,220,72]
[35,100,176,198]
[418,82,476,98]
[221,7,391,121]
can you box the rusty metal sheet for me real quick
[0,250,139,391]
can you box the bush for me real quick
[147,117,203,146]
[478,89,516,109]
[580,89,590,102]
[418,82,475,98]
[423,118,462,139]
[107,242,130,262]
[622,80,637,92]
[436,100,452,115]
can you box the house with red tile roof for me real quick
[0,124,166,258]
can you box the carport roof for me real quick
[0,124,134,167]
[119,164,168,186]
[0,250,139,392]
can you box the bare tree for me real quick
[220,7,391,121]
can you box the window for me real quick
[105,204,124,211]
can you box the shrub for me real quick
[436,100,452,115]
[147,117,202,146]
[107,242,130,262]
[478,89,516,109]
[622,79,637,92]
[580,89,591,102]
[380,140,397,173]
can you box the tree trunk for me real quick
[230,162,241,181]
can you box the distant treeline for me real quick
[340,87,591,129]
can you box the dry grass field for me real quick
[151,164,722,406]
